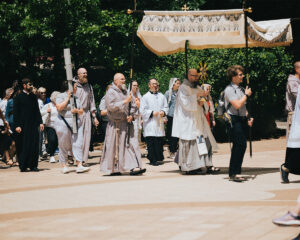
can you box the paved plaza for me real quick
[0,138,299,240]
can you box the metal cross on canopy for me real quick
[181,4,189,11]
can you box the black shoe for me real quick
[150,162,160,166]
[30,167,39,172]
[280,164,289,183]
[130,168,147,175]
[20,168,27,172]
[110,172,122,176]
[186,169,202,175]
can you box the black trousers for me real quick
[229,115,247,176]
[166,116,179,153]
[45,127,58,156]
[284,147,300,175]
[145,136,164,163]
[100,121,108,143]
[0,127,13,152]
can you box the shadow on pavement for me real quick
[160,167,279,176]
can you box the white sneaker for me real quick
[76,166,90,173]
[62,167,71,174]
[49,156,56,163]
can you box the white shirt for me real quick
[38,99,44,111]
[0,99,8,126]
[287,85,300,148]
[140,91,168,137]
[41,103,58,128]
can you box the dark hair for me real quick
[21,78,32,88]
[226,65,244,81]
[61,81,76,92]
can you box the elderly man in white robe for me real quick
[141,79,169,166]
[74,68,99,163]
[100,73,146,176]
[172,69,218,174]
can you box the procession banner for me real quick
[137,9,293,56]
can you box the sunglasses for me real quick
[40,92,46,94]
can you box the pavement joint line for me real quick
[0,175,181,194]
[0,200,296,221]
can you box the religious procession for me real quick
[0,0,300,239]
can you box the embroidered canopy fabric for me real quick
[137,9,293,56]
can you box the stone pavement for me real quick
[0,138,299,240]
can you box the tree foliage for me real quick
[0,0,296,139]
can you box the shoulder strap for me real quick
[59,115,73,133]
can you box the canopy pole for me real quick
[185,40,188,78]
[243,0,253,158]
[126,0,137,145]
[63,48,78,134]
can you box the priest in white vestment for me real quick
[172,69,218,174]
[141,79,169,166]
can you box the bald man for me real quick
[100,73,146,175]
[74,68,99,163]
[172,69,218,174]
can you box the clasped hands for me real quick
[153,111,165,117]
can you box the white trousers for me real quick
[55,120,83,163]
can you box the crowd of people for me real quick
[0,63,299,185]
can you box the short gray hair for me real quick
[5,88,14,98]
[50,91,60,102]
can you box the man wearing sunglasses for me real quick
[13,78,43,172]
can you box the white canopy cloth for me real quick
[137,9,293,56]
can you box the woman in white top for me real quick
[40,91,60,163]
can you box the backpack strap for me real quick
[224,84,233,112]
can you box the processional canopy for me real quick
[137,9,293,56]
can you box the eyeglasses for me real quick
[190,74,199,77]
[40,92,46,94]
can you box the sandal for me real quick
[6,159,14,166]
[206,166,220,174]
[229,175,246,182]
[130,168,146,176]
[67,155,74,165]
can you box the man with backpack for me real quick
[224,65,253,182]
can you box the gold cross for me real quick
[181,4,189,11]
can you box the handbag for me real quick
[196,135,208,155]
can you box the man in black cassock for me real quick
[13,78,44,172]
